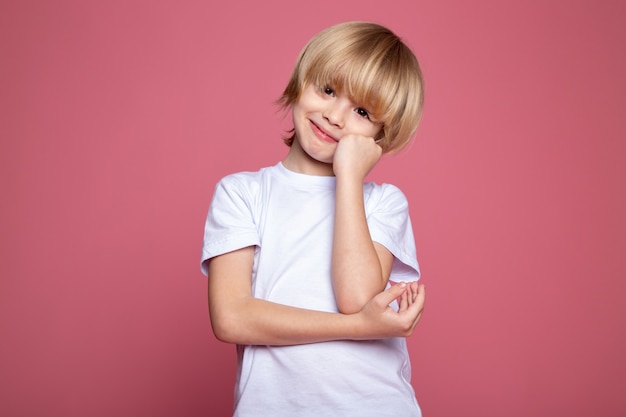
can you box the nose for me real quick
[322,101,346,128]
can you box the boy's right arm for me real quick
[207,246,425,346]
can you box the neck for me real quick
[282,142,335,177]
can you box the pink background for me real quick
[2,0,625,416]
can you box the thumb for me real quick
[378,282,408,306]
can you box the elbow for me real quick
[337,305,361,315]
[335,297,366,315]
[210,318,233,343]
[210,312,242,344]
[334,281,387,314]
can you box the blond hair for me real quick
[278,21,424,153]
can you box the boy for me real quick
[202,21,426,416]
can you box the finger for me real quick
[416,284,425,304]
[411,284,425,312]
[404,282,415,306]
[379,282,408,307]
[402,284,425,322]
[398,287,408,311]
[411,281,419,304]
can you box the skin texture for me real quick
[208,83,425,345]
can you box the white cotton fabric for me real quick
[201,162,421,417]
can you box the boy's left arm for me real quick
[332,135,391,314]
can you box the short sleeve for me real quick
[200,175,260,275]
[365,183,420,282]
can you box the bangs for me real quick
[304,40,410,123]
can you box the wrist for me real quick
[335,170,365,184]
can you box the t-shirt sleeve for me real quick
[200,175,260,276]
[366,183,420,282]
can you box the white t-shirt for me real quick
[201,162,421,417]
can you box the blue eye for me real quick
[356,108,370,119]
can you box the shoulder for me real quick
[209,166,280,212]
[215,165,276,193]
[364,182,409,209]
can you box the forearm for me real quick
[210,295,363,346]
[332,176,387,313]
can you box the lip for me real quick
[309,120,338,143]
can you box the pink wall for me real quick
[1,1,625,416]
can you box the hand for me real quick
[332,134,383,180]
[356,281,425,339]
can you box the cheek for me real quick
[371,124,384,138]
[291,105,304,122]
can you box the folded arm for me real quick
[207,246,424,346]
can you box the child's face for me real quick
[290,83,383,170]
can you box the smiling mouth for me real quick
[309,120,337,143]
